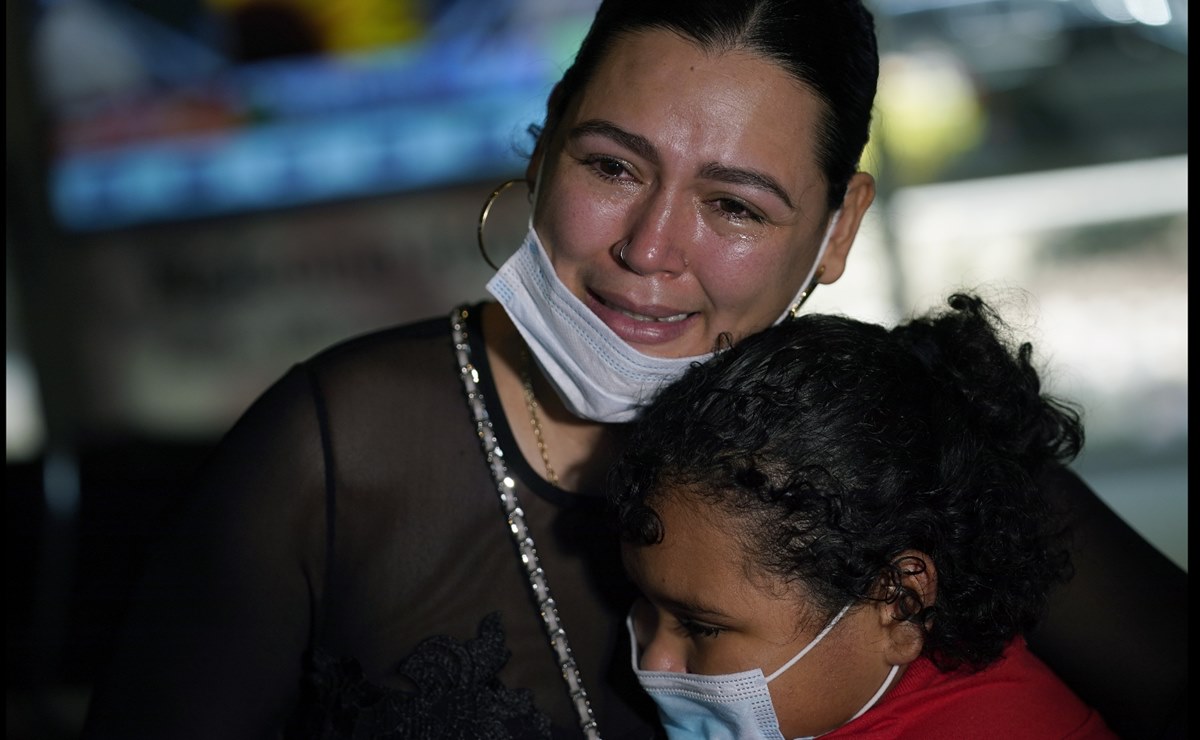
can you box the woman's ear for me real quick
[526,82,567,187]
[525,140,545,188]
[876,550,937,666]
[816,171,876,285]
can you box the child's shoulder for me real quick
[830,639,1116,739]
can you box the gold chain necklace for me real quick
[520,349,559,486]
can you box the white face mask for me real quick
[485,214,839,423]
[629,605,899,740]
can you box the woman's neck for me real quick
[481,302,625,493]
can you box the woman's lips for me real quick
[584,290,698,347]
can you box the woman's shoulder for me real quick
[266,301,497,462]
[310,303,476,366]
[301,302,488,396]
[211,302,489,463]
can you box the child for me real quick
[610,293,1115,739]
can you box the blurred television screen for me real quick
[29,0,600,233]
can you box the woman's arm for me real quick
[82,365,330,739]
[1028,466,1188,740]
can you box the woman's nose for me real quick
[614,189,689,276]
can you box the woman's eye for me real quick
[710,197,764,223]
[583,155,631,181]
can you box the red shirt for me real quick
[826,638,1116,739]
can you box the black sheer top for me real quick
[84,304,657,739]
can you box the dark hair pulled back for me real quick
[539,0,878,209]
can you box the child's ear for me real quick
[875,550,937,666]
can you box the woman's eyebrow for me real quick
[568,119,795,210]
[699,162,794,210]
[569,119,659,165]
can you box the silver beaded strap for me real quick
[452,307,601,740]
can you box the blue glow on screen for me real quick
[37,1,598,232]
[52,91,546,231]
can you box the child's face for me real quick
[621,490,899,737]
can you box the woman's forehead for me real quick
[563,29,825,189]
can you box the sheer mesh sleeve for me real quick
[82,309,661,740]
[1028,466,1189,740]
[83,363,331,739]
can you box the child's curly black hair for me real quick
[609,293,1083,671]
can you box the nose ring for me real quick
[615,240,631,265]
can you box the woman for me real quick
[82,1,1186,738]
[613,294,1115,739]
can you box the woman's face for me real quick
[622,492,899,737]
[530,29,873,358]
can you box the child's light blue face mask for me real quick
[627,605,899,740]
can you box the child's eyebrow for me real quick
[657,593,733,621]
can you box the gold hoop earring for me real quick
[788,265,826,318]
[477,179,523,271]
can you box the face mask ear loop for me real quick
[528,154,547,232]
[477,179,524,271]
[626,613,642,665]
[846,663,901,725]
[789,265,827,318]
[765,603,853,683]
[785,209,842,320]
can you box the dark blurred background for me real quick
[7,1,1187,738]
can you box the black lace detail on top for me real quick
[287,612,552,739]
